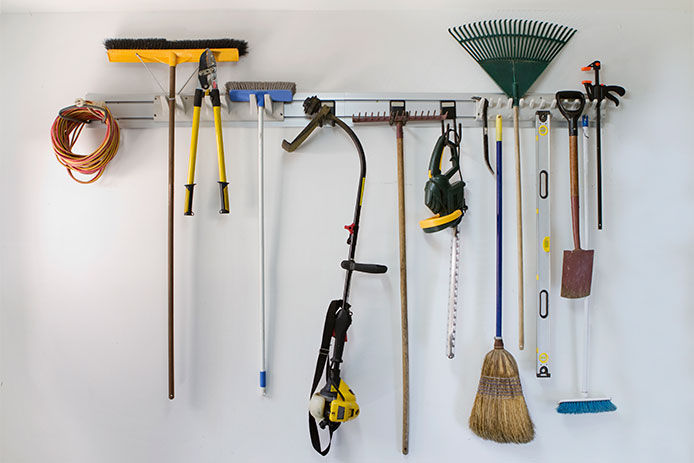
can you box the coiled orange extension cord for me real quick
[51,101,120,184]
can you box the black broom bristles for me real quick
[104,38,248,56]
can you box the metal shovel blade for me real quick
[561,249,594,298]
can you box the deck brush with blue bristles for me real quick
[225,80,295,395]
[226,81,296,105]
[557,397,617,414]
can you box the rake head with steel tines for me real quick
[448,19,577,104]
[352,111,446,124]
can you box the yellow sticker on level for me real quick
[539,353,548,363]
[542,236,550,252]
[539,125,548,136]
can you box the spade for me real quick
[556,91,593,299]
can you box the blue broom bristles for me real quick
[556,399,617,414]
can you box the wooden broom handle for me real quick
[396,123,409,455]
[569,134,581,249]
[513,106,524,351]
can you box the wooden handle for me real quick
[513,107,524,351]
[168,64,176,400]
[396,124,409,455]
[569,134,581,249]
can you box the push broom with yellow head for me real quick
[104,38,248,400]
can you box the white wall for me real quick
[1,4,692,463]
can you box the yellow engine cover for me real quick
[328,380,360,423]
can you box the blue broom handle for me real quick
[495,115,503,338]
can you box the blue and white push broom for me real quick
[226,82,296,395]
[557,116,616,414]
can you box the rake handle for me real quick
[396,123,409,456]
[513,106,524,351]
[569,134,582,250]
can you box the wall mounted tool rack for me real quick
[84,92,619,130]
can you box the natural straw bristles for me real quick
[469,338,534,443]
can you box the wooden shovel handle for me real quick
[569,134,581,249]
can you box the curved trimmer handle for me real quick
[341,260,388,274]
[281,105,333,152]
[555,91,586,135]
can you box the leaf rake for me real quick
[448,19,576,350]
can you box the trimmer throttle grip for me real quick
[341,260,388,274]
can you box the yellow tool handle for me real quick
[496,114,502,141]
[184,90,203,216]
[211,89,229,214]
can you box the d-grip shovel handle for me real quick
[556,91,586,249]
[556,91,585,136]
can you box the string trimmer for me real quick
[282,97,387,456]
[449,19,577,350]
[419,123,467,358]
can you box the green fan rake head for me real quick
[449,20,577,105]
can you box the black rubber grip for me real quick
[210,88,221,107]
[184,184,195,216]
[193,88,204,107]
[341,260,388,274]
[218,181,229,214]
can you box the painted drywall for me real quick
[1,5,692,463]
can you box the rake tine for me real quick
[501,20,509,58]
[540,23,558,61]
[461,24,484,61]
[465,23,484,60]
[521,21,534,59]
[486,21,501,60]
[526,21,540,60]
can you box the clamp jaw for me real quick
[581,60,625,107]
